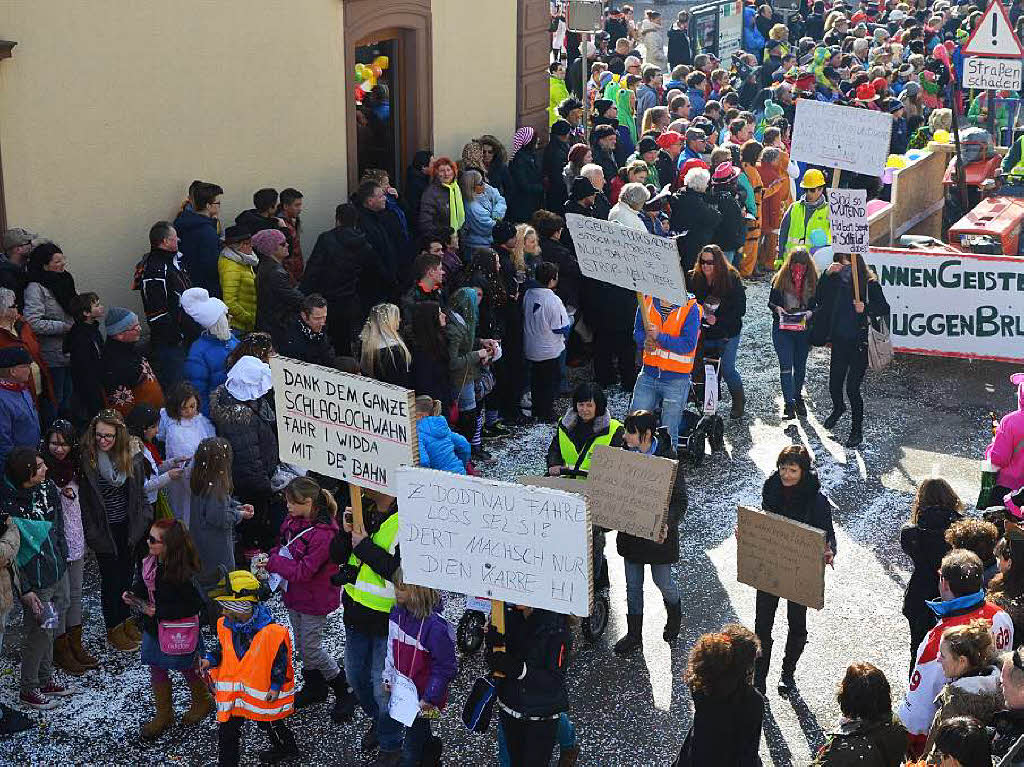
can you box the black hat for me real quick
[223,225,251,244]
[637,136,659,154]
[0,346,32,369]
[491,219,517,245]
[594,99,615,116]
[591,124,616,141]
[557,97,583,117]
[571,176,600,200]
[551,119,572,137]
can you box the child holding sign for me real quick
[382,571,457,766]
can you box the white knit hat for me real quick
[181,287,228,330]
[225,356,273,401]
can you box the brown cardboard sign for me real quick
[736,505,826,610]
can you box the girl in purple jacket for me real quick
[383,572,458,767]
[266,477,354,719]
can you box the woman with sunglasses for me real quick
[79,410,153,652]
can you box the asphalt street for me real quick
[1,276,1014,766]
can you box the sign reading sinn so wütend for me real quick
[270,357,417,494]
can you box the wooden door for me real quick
[517,0,551,143]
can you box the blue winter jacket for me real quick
[464,184,508,249]
[0,384,40,470]
[417,416,470,474]
[174,208,222,298]
[185,333,240,415]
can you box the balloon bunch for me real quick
[354,55,390,101]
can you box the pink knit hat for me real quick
[511,127,536,157]
[251,228,287,257]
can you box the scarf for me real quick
[29,268,78,317]
[44,451,77,489]
[299,318,327,345]
[791,263,807,302]
[444,181,466,231]
[97,449,128,488]
[221,245,258,268]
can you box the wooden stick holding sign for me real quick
[490,599,507,677]
[349,485,365,536]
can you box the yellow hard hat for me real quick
[801,169,826,189]
[209,569,264,603]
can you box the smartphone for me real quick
[344,510,354,526]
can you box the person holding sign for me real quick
[486,603,571,767]
[609,410,687,655]
[768,247,819,419]
[812,253,890,447]
[630,294,702,450]
[777,168,831,265]
[330,489,404,761]
[752,446,837,696]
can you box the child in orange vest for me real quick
[202,570,299,766]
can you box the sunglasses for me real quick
[700,259,716,265]
[147,535,163,545]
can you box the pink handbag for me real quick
[158,616,200,655]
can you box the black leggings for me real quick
[499,711,559,767]
[829,341,868,427]
[218,717,295,767]
[754,589,808,677]
[531,358,561,422]
[95,521,133,629]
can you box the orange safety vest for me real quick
[209,617,295,723]
[641,296,700,374]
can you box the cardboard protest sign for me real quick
[791,100,893,177]
[396,467,592,616]
[270,356,417,494]
[828,188,869,255]
[565,213,688,305]
[736,505,825,610]
[865,247,1024,363]
[962,56,1024,90]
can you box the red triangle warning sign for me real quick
[962,0,1024,58]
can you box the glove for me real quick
[487,648,525,679]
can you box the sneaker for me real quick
[471,445,492,461]
[777,671,796,696]
[18,689,58,710]
[482,422,510,438]
[783,403,796,419]
[38,681,73,697]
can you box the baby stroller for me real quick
[678,336,726,466]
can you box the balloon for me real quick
[373,55,389,70]
[944,40,955,54]
[354,70,365,84]
[932,43,950,67]
[934,129,951,143]
[886,154,907,169]
[371,64,383,78]
[355,86,365,101]
[355,63,366,76]
[364,72,376,89]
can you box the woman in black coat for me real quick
[753,445,836,695]
[507,128,545,224]
[675,623,763,767]
[900,478,964,671]
[813,254,890,447]
[609,412,687,655]
[406,301,453,415]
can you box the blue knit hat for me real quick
[105,307,138,335]
[0,346,32,369]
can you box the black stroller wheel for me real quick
[582,593,610,641]
[457,610,487,655]
[687,431,706,465]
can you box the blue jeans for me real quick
[344,626,403,752]
[771,326,811,405]
[401,716,432,767]
[703,335,742,395]
[624,560,679,614]
[151,343,185,393]
[497,712,576,767]
[50,365,73,419]
[629,371,691,448]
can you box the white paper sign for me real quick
[388,674,420,726]
[791,100,893,177]
[866,247,1024,362]
[565,213,688,305]
[827,189,869,255]
[962,57,1024,90]
[395,467,593,616]
[270,357,417,494]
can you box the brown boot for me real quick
[181,675,214,726]
[107,622,140,652]
[123,618,143,643]
[53,634,88,676]
[140,680,174,740]
[68,625,100,669]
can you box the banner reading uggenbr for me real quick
[866,247,1024,363]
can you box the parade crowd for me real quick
[2,0,1024,764]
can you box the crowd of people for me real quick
[0,0,1023,764]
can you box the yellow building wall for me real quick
[0,0,350,312]
[430,0,518,160]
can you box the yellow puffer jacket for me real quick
[218,247,258,333]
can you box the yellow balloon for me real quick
[355,63,366,75]
[933,129,951,143]
[364,72,376,89]
[886,154,907,169]
[374,55,389,71]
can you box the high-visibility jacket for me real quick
[557,418,623,478]
[1008,137,1024,180]
[210,618,295,723]
[641,296,700,374]
[344,512,400,614]
[784,201,832,255]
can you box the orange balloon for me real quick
[371,64,383,78]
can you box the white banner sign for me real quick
[827,188,869,255]
[962,57,1024,90]
[867,248,1024,362]
[395,467,593,616]
[270,357,417,494]
[565,213,688,305]
[791,100,893,177]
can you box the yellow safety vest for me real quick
[1009,137,1024,180]
[344,513,400,613]
[784,201,832,255]
[557,418,622,478]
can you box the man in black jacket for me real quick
[138,221,197,390]
[0,227,35,309]
[543,120,573,214]
[277,294,342,369]
[234,188,292,252]
[301,203,368,356]
[590,123,620,192]
[352,181,405,307]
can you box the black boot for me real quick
[846,422,863,447]
[794,397,807,417]
[822,407,845,430]
[663,600,682,642]
[778,636,805,696]
[783,402,796,419]
[729,387,745,419]
[328,669,356,723]
[294,669,328,709]
[259,722,300,764]
[613,614,644,655]
[595,557,609,591]
[753,642,772,694]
